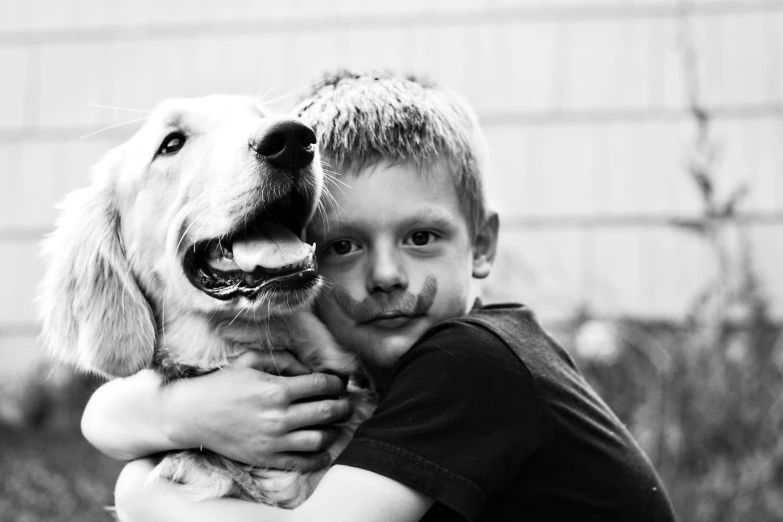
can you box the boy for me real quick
[95,71,677,521]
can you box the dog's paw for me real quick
[153,450,238,502]
[154,449,312,508]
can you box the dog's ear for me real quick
[38,149,156,378]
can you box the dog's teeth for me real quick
[217,242,233,259]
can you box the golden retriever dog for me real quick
[37,95,372,508]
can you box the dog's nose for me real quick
[251,118,317,170]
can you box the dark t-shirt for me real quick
[335,304,676,521]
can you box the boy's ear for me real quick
[472,211,499,279]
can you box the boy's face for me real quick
[308,161,492,381]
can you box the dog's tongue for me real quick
[232,222,311,272]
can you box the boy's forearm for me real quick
[116,459,293,522]
[82,370,184,460]
[115,460,432,522]
[82,359,354,468]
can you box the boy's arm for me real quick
[82,351,353,470]
[81,369,176,461]
[115,459,434,522]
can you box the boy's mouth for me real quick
[363,313,424,329]
[371,311,409,320]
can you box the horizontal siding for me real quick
[483,117,783,219]
[482,223,783,319]
[0,47,28,129]
[0,8,779,131]
[0,0,780,344]
[1,140,115,230]
[0,0,779,33]
[0,240,42,326]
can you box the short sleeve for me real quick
[334,320,551,521]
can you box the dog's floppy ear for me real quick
[38,148,156,378]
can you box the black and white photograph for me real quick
[1,1,782,521]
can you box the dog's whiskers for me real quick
[88,103,152,114]
[260,300,278,371]
[315,184,343,233]
[322,169,350,190]
[314,200,330,233]
[321,171,347,229]
[321,184,342,213]
[176,206,213,253]
[255,83,285,107]
[194,207,219,252]
[160,284,170,350]
[227,302,249,327]
[261,302,283,378]
[80,116,148,139]
[259,79,323,107]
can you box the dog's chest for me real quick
[151,313,290,380]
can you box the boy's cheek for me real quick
[314,285,352,326]
[318,257,355,282]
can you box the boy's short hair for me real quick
[293,70,488,240]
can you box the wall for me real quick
[1,0,782,373]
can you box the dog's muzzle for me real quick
[183,118,321,301]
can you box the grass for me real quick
[0,376,122,522]
[567,316,783,522]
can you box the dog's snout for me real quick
[251,118,317,170]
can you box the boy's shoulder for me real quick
[438,301,548,338]
[392,302,551,405]
[418,302,577,375]
[426,301,533,336]
[409,302,533,362]
[399,301,583,407]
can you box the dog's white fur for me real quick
[38,95,372,508]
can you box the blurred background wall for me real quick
[1,1,782,521]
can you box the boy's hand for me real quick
[166,351,353,471]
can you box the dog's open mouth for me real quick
[183,194,318,301]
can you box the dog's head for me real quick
[38,95,324,377]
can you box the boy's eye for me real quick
[325,240,359,256]
[407,231,437,246]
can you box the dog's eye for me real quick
[157,132,186,156]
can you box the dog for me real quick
[37,95,373,508]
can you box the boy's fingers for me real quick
[232,351,310,376]
[279,373,346,402]
[281,428,342,453]
[115,458,158,505]
[261,451,332,472]
[285,398,353,430]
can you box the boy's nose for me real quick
[367,249,408,292]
